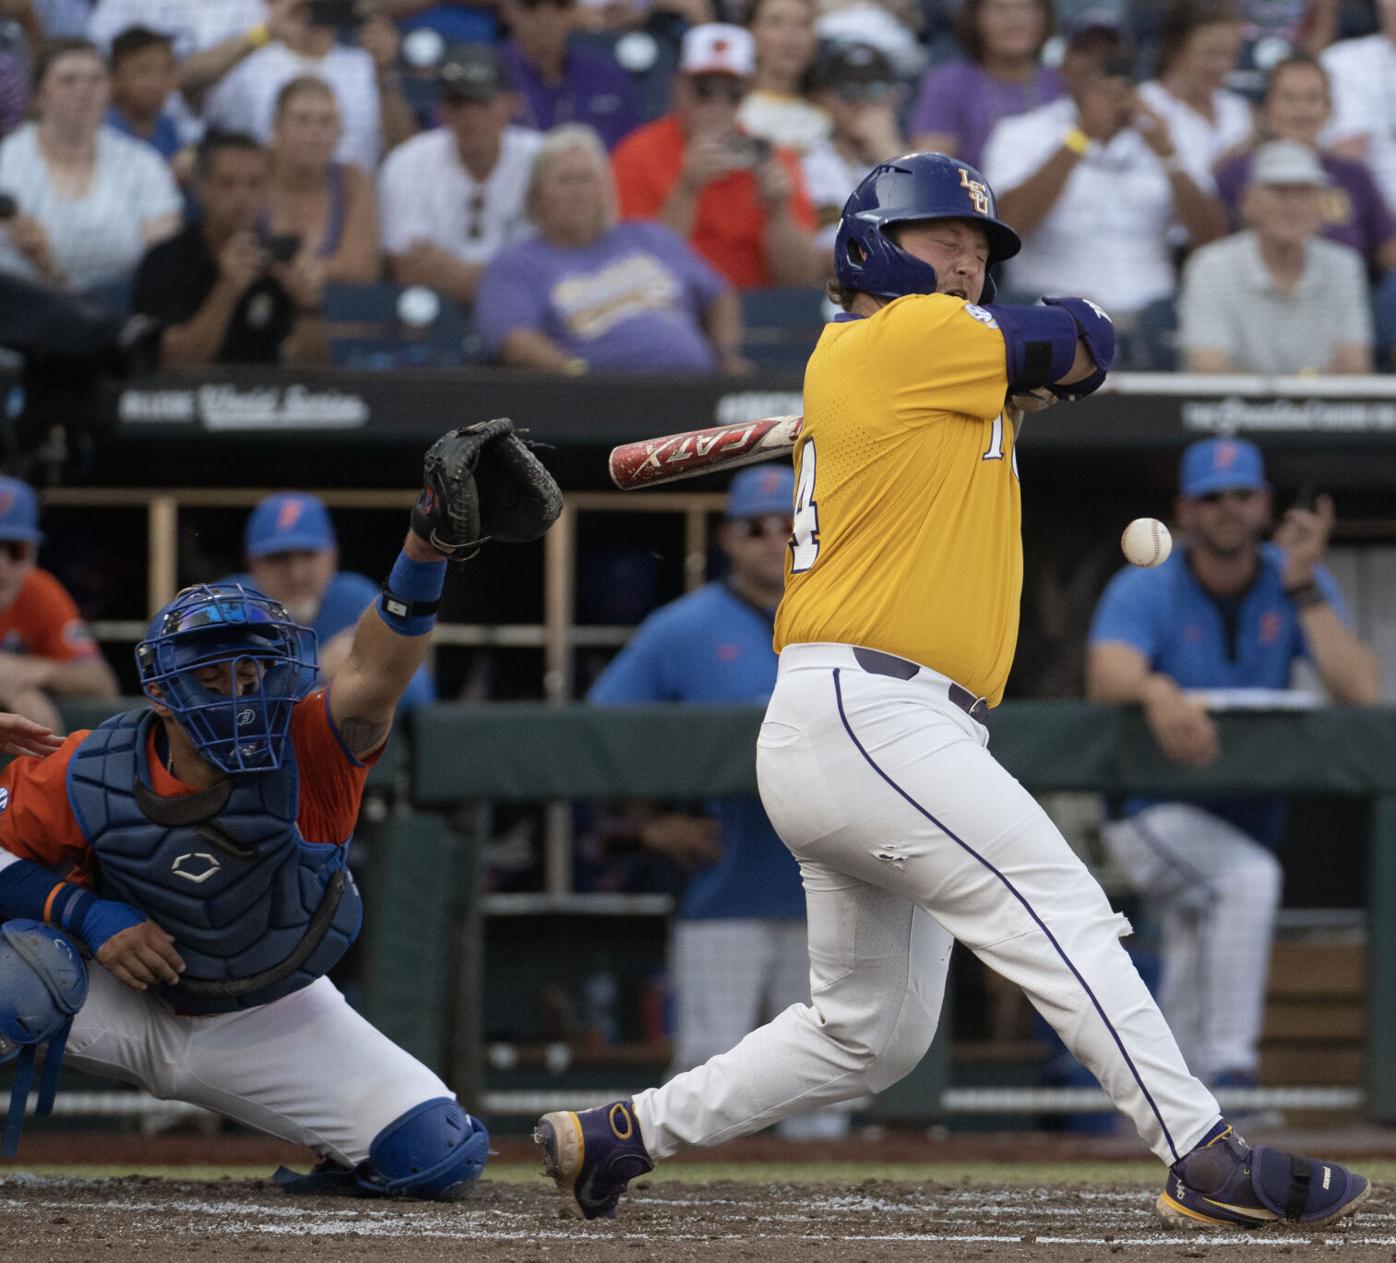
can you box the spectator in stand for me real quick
[0,38,181,290]
[105,25,184,161]
[801,41,904,253]
[611,23,817,289]
[815,0,923,82]
[500,0,641,150]
[1137,0,1253,173]
[230,491,434,706]
[0,475,118,732]
[909,0,1061,171]
[87,0,300,109]
[1227,0,1341,98]
[475,124,746,373]
[269,75,380,284]
[203,0,417,172]
[132,131,326,365]
[379,43,540,305]
[1321,0,1396,211]
[1215,54,1396,275]
[982,18,1225,345]
[1178,140,1371,374]
[737,0,826,155]
[1087,437,1381,1094]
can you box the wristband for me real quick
[377,548,447,636]
[1063,127,1091,157]
[247,21,270,47]
[1285,580,1327,610]
[79,896,145,954]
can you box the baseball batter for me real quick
[537,153,1371,1230]
[0,421,560,1194]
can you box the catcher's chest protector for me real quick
[68,709,362,1013]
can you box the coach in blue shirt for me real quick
[231,492,435,709]
[589,465,846,1137]
[1085,437,1380,1090]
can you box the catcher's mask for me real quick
[135,582,319,775]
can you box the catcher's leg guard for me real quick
[359,1097,489,1199]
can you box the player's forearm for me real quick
[1166,170,1226,245]
[332,532,448,751]
[763,213,817,287]
[43,657,118,699]
[1301,607,1383,703]
[995,147,1079,237]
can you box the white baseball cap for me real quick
[679,24,756,78]
[1251,140,1329,188]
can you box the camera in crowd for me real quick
[258,229,303,264]
[306,0,370,33]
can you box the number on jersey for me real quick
[981,413,1020,479]
[790,438,820,572]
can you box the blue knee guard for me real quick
[360,1097,490,1200]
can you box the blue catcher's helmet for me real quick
[136,582,319,775]
[834,152,1022,304]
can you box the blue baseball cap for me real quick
[725,465,795,519]
[1179,438,1268,499]
[245,492,336,558]
[0,477,42,544]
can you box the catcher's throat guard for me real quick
[136,582,319,775]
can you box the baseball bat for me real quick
[608,415,804,490]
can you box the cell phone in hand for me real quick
[725,134,772,168]
[307,0,366,30]
[0,193,17,220]
[259,231,302,263]
[1293,482,1319,512]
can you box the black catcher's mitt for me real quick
[411,418,562,560]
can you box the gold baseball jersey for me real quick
[773,293,1021,705]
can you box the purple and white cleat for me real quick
[1157,1121,1371,1229]
[534,1099,655,1220]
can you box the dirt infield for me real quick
[0,1173,1391,1263]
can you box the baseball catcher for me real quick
[0,420,559,1196]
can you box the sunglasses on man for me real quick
[1196,488,1259,506]
[691,74,746,104]
[734,514,793,540]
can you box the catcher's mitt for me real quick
[411,419,562,561]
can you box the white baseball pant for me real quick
[62,966,453,1166]
[669,917,852,1139]
[1102,803,1283,1083]
[633,644,1222,1165]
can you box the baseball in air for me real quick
[1121,517,1172,567]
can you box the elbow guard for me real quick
[985,297,1116,400]
[984,302,1085,393]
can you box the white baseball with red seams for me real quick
[1121,518,1172,568]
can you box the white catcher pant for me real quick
[633,644,1222,1166]
[1102,803,1283,1082]
[63,966,452,1166]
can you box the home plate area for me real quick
[0,1176,1392,1262]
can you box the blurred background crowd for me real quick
[3,0,1396,375]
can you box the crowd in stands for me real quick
[0,0,1393,374]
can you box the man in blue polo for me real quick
[232,492,434,708]
[1085,437,1381,1093]
[590,465,847,1138]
